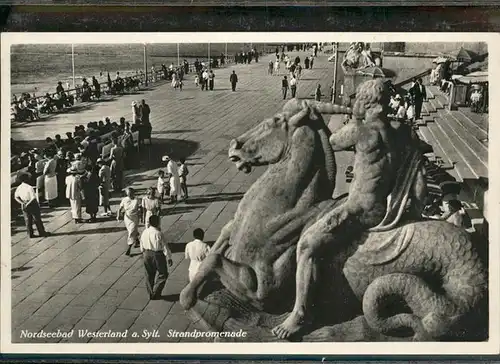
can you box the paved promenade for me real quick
[10,51,352,343]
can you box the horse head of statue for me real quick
[228,99,352,192]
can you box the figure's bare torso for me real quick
[346,122,397,226]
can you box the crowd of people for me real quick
[13,99,155,237]
[387,77,427,122]
[272,47,323,101]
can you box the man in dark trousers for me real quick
[14,172,49,238]
[282,76,289,100]
[230,70,238,91]
[140,215,173,300]
[139,99,151,144]
[410,78,427,120]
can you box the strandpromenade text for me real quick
[20,329,248,340]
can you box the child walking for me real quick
[178,158,189,200]
[157,170,168,204]
[184,228,210,282]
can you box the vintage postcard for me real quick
[1,32,498,355]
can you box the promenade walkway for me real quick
[10,51,351,343]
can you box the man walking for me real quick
[230,70,238,92]
[140,215,173,300]
[282,76,289,100]
[290,75,298,98]
[208,70,215,91]
[410,78,427,120]
[14,172,49,238]
[202,69,209,91]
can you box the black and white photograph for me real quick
[0,33,497,355]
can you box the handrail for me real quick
[394,68,433,88]
[347,67,433,99]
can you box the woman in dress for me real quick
[65,165,83,223]
[162,155,180,203]
[34,150,46,203]
[132,101,140,124]
[43,149,58,207]
[142,187,161,228]
[117,187,142,256]
[83,165,100,223]
[55,149,69,204]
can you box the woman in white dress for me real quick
[142,187,161,228]
[162,155,180,203]
[65,165,83,223]
[43,150,58,207]
[33,151,46,203]
[132,101,140,124]
[171,72,178,88]
[117,187,142,256]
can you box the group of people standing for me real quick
[276,49,321,100]
[389,78,427,122]
[234,48,259,64]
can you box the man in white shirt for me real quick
[202,69,209,92]
[14,172,48,238]
[184,228,210,282]
[140,214,173,300]
[290,75,298,98]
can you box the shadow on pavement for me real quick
[53,226,124,236]
[11,266,32,272]
[153,129,201,135]
[185,192,244,205]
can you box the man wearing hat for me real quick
[65,165,83,224]
[97,158,112,216]
[14,171,49,238]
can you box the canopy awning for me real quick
[454,71,488,84]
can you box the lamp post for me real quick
[332,42,339,103]
[143,43,148,87]
[208,42,211,69]
[71,44,76,89]
[177,43,180,67]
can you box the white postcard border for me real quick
[1,32,499,355]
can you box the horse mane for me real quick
[300,110,336,188]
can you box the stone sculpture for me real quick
[341,42,376,73]
[180,81,487,342]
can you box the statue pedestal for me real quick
[342,71,376,106]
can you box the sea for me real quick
[10,43,274,95]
